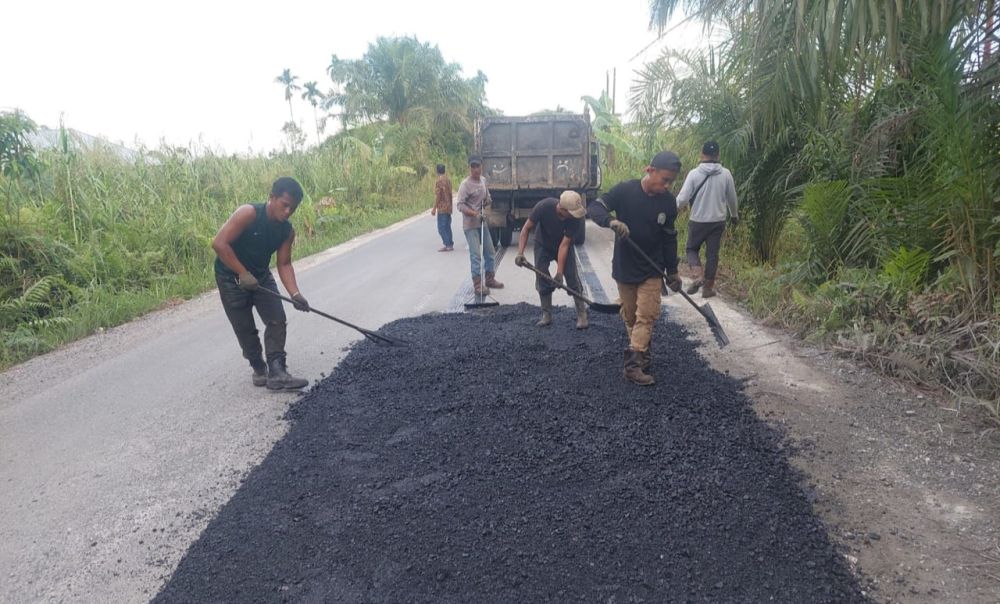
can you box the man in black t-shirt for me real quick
[588,151,684,386]
[514,191,588,328]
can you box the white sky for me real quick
[2,0,703,154]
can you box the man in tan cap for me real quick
[514,191,589,329]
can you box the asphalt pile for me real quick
[155,303,867,603]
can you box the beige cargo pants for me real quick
[616,276,662,353]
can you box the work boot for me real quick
[701,279,716,298]
[485,271,504,289]
[640,341,651,371]
[473,276,490,296]
[266,358,309,390]
[574,298,589,330]
[536,293,552,327]
[251,359,268,387]
[623,348,655,386]
[686,279,703,295]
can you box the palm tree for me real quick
[301,81,324,143]
[274,68,300,122]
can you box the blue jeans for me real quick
[436,213,453,247]
[464,225,496,279]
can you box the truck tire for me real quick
[499,225,513,248]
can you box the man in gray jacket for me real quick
[675,141,738,298]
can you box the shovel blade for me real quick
[589,302,622,315]
[699,303,731,348]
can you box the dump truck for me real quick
[475,110,601,247]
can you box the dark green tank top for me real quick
[214,203,293,279]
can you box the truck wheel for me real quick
[574,223,587,245]
[499,225,513,247]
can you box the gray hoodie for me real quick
[675,162,738,223]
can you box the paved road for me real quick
[0,213,623,603]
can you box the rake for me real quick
[258,285,406,347]
[517,259,621,314]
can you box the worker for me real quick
[588,152,683,385]
[675,140,739,298]
[514,191,589,329]
[212,176,310,390]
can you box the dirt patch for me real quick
[676,291,1000,604]
[154,304,866,602]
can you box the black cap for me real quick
[468,154,482,166]
[702,140,720,157]
[649,151,681,172]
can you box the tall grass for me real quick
[0,139,431,368]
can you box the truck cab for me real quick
[475,110,601,246]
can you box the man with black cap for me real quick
[456,154,504,296]
[589,151,683,386]
[676,140,739,298]
[514,190,589,329]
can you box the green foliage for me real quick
[0,131,429,369]
[636,0,999,411]
[881,246,931,293]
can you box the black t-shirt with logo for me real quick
[589,179,678,283]
[529,197,582,253]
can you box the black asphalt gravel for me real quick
[155,303,867,603]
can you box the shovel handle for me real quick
[256,285,401,346]
[517,260,593,304]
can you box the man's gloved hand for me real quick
[609,219,630,239]
[553,272,565,286]
[665,273,683,292]
[291,293,310,312]
[237,271,259,291]
[729,215,740,227]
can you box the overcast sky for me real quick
[3,0,704,154]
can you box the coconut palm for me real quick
[301,81,324,143]
[274,68,300,122]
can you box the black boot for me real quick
[623,348,655,386]
[266,358,309,390]
[574,298,589,329]
[536,293,552,327]
[251,359,268,387]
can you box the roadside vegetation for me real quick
[0,36,488,368]
[589,0,998,422]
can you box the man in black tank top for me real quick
[212,177,310,390]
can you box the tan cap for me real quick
[558,190,586,219]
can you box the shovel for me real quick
[621,237,730,347]
[517,259,621,314]
[258,285,406,347]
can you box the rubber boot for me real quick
[701,279,716,299]
[266,358,309,390]
[623,348,655,386]
[485,271,504,289]
[640,341,651,371]
[251,359,268,387]
[473,276,490,296]
[574,298,589,330]
[536,293,552,327]
[686,268,703,294]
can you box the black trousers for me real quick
[533,241,583,296]
[685,220,726,280]
[216,272,287,368]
